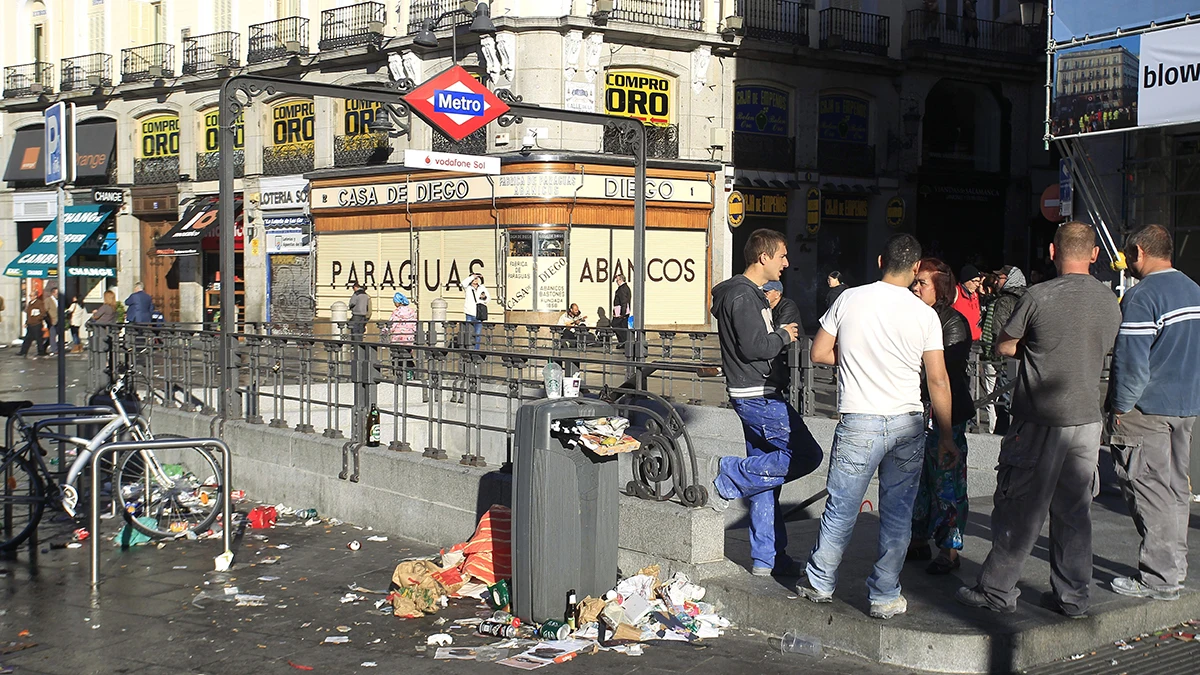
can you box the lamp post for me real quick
[412,1,496,63]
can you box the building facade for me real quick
[0,0,1047,339]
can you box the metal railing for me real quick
[432,128,487,155]
[904,10,1039,60]
[263,144,315,176]
[134,157,180,185]
[183,31,241,75]
[819,7,890,57]
[248,17,310,64]
[610,0,704,31]
[3,62,54,97]
[818,139,876,176]
[196,150,246,182]
[604,123,680,159]
[733,132,795,171]
[738,0,808,44]
[407,0,468,33]
[121,43,175,83]
[61,53,113,91]
[320,2,386,51]
[334,132,392,167]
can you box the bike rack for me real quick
[88,437,233,588]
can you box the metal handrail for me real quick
[89,437,233,587]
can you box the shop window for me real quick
[506,230,567,313]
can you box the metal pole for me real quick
[218,81,238,419]
[631,124,648,372]
[56,184,66,404]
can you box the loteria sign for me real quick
[404,66,509,142]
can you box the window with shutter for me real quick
[277,0,301,18]
[216,0,233,32]
[89,10,105,53]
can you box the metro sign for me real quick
[404,66,509,142]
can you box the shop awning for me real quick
[75,120,117,179]
[153,196,243,256]
[3,127,44,183]
[3,205,115,278]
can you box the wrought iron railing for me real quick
[248,17,310,64]
[904,10,1039,59]
[406,0,468,33]
[334,133,392,167]
[3,62,54,97]
[603,123,680,159]
[263,144,315,176]
[733,132,796,171]
[183,31,241,74]
[610,0,704,31]
[121,43,175,83]
[817,139,876,176]
[819,7,889,57]
[134,157,180,185]
[196,150,246,181]
[320,2,386,51]
[61,53,113,91]
[432,128,487,155]
[738,0,808,44]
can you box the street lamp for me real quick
[412,1,496,63]
[1020,1,1046,26]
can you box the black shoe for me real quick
[906,543,932,561]
[1040,591,1089,619]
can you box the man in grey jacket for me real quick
[348,283,371,340]
[708,229,823,578]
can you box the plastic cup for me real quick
[776,632,822,657]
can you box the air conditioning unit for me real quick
[29,83,44,94]
[284,39,302,53]
[148,65,164,78]
[87,74,102,87]
[213,53,230,67]
[368,20,385,33]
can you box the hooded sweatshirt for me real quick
[711,275,793,398]
[982,267,1027,360]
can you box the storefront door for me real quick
[141,220,180,321]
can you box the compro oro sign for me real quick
[200,108,244,153]
[269,99,316,150]
[138,113,180,160]
[604,70,673,126]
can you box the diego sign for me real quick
[604,70,672,126]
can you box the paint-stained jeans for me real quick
[714,396,824,570]
[805,412,925,604]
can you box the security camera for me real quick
[521,129,537,151]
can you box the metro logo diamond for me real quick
[404,66,509,142]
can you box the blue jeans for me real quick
[715,396,824,570]
[465,315,482,349]
[806,412,925,604]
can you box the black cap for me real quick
[960,264,981,281]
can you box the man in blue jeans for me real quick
[799,234,957,619]
[709,229,824,577]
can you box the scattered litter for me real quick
[435,647,477,660]
[224,587,241,595]
[1068,654,1086,660]
[0,643,36,655]
[551,417,640,455]
[173,566,188,570]
[348,540,362,551]
[234,594,267,607]
[336,626,352,633]
[248,506,278,529]
[214,550,234,572]
[259,556,281,565]
[340,593,366,604]
[360,662,377,668]
[0,663,14,674]
[323,636,350,644]
[66,542,83,549]
[258,576,280,582]
[427,633,453,646]
[287,661,314,670]
[304,518,322,527]
[275,544,291,550]
[1115,640,1134,651]
[366,536,388,542]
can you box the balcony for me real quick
[196,150,246,182]
[248,17,310,64]
[819,7,889,57]
[134,157,180,185]
[904,10,1039,61]
[610,0,704,32]
[122,43,175,83]
[818,139,876,177]
[733,132,795,171]
[335,132,392,167]
[432,128,486,155]
[407,0,469,33]
[183,31,241,75]
[263,144,315,176]
[3,62,54,98]
[738,0,808,44]
[320,2,386,51]
[61,53,113,92]
[603,124,680,160]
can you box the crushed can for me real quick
[539,619,570,641]
[297,508,318,519]
[488,579,510,611]
[478,621,519,639]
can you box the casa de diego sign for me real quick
[404,66,509,142]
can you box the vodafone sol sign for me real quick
[404,149,500,175]
[403,65,509,142]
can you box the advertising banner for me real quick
[734,85,789,136]
[604,69,673,127]
[1137,23,1200,127]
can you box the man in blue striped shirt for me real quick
[1107,224,1200,602]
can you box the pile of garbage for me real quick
[550,417,640,456]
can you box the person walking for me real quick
[709,229,824,578]
[797,234,956,620]
[67,295,87,352]
[43,286,60,355]
[388,292,417,345]
[908,258,975,575]
[348,283,371,340]
[956,222,1121,619]
[18,291,48,358]
[979,266,1028,434]
[125,282,155,323]
[762,281,800,328]
[824,271,847,310]
[951,264,983,341]
[612,273,632,349]
[1106,224,1200,602]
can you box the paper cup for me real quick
[562,374,582,398]
[214,550,234,572]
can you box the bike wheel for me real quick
[115,434,222,538]
[0,453,46,551]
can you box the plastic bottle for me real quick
[491,610,521,627]
[775,632,822,657]
[366,404,381,447]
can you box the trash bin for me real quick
[511,397,619,624]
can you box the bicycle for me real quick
[0,370,224,551]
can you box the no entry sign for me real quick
[404,66,509,142]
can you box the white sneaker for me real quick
[870,595,907,619]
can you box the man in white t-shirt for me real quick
[797,234,957,620]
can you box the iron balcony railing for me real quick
[432,128,487,155]
[263,144,315,176]
[406,0,469,33]
[248,17,310,64]
[733,132,796,171]
[3,62,54,98]
[334,133,392,167]
[320,2,386,51]
[610,0,704,31]
[196,150,246,181]
[183,31,241,75]
[738,0,808,44]
[134,157,180,185]
[61,53,113,91]
[904,10,1039,60]
[121,43,175,83]
[603,123,680,160]
[819,7,889,57]
[817,139,876,176]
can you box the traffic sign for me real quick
[45,102,74,185]
[403,66,509,142]
[727,190,745,228]
[1059,158,1073,219]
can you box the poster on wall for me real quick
[604,69,673,127]
[817,94,869,144]
[137,114,180,160]
[734,85,789,136]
